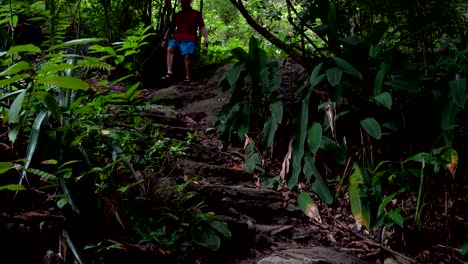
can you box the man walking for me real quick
[161,0,209,83]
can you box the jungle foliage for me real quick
[0,0,467,263]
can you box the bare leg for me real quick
[166,47,175,74]
[184,54,193,80]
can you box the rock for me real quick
[257,248,366,264]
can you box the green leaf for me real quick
[0,61,32,76]
[261,176,280,188]
[245,153,261,173]
[0,162,14,174]
[373,92,392,110]
[227,62,245,89]
[326,67,342,87]
[35,92,61,120]
[208,221,232,239]
[236,103,250,142]
[0,74,30,87]
[349,163,371,230]
[404,152,431,163]
[332,56,363,80]
[0,184,26,191]
[297,191,320,220]
[461,243,468,256]
[36,76,89,90]
[327,3,337,40]
[7,44,41,55]
[320,136,346,165]
[360,118,381,140]
[309,63,324,89]
[388,209,404,227]
[373,56,391,95]
[192,226,221,251]
[449,78,466,109]
[8,89,26,124]
[307,122,322,155]
[441,100,458,146]
[37,64,78,74]
[385,79,420,93]
[288,100,308,189]
[48,38,106,51]
[263,101,283,148]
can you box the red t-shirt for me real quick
[172,8,205,42]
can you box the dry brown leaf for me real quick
[280,137,294,181]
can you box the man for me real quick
[161,0,209,83]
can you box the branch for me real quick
[229,0,311,70]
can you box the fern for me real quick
[77,57,115,71]
[27,168,58,180]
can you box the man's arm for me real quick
[200,26,209,47]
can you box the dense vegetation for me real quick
[0,0,467,263]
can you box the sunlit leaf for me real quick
[0,184,26,191]
[227,62,245,89]
[36,76,89,90]
[7,44,41,55]
[349,163,371,230]
[0,61,32,76]
[441,148,458,178]
[48,38,106,51]
[297,191,321,222]
[0,74,30,87]
[360,118,381,140]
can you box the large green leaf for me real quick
[303,153,314,183]
[288,100,308,189]
[297,191,321,221]
[0,74,30,87]
[373,92,392,110]
[263,101,283,148]
[307,122,322,155]
[192,226,221,251]
[0,162,14,174]
[8,89,26,124]
[332,56,363,80]
[36,91,61,120]
[326,67,342,87]
[349,163,371,230]
[36,76,89,90]
[373,56,391,95]
[327,3,337,40]
[7,44,41,55]
[304,154,333,204]
[37,64,78,74]
[0,184,26,191]
[309,62,325,89]
[208,221,232,239]
[449,78,466,109]
[0,61,32,76]
[227,62,245,89]
[237,103,251,142]
[20,110,48,185]
[385,79,420,93]
[360,118,381,140]
[48,38,106,51]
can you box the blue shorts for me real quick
[168,40,197,56]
